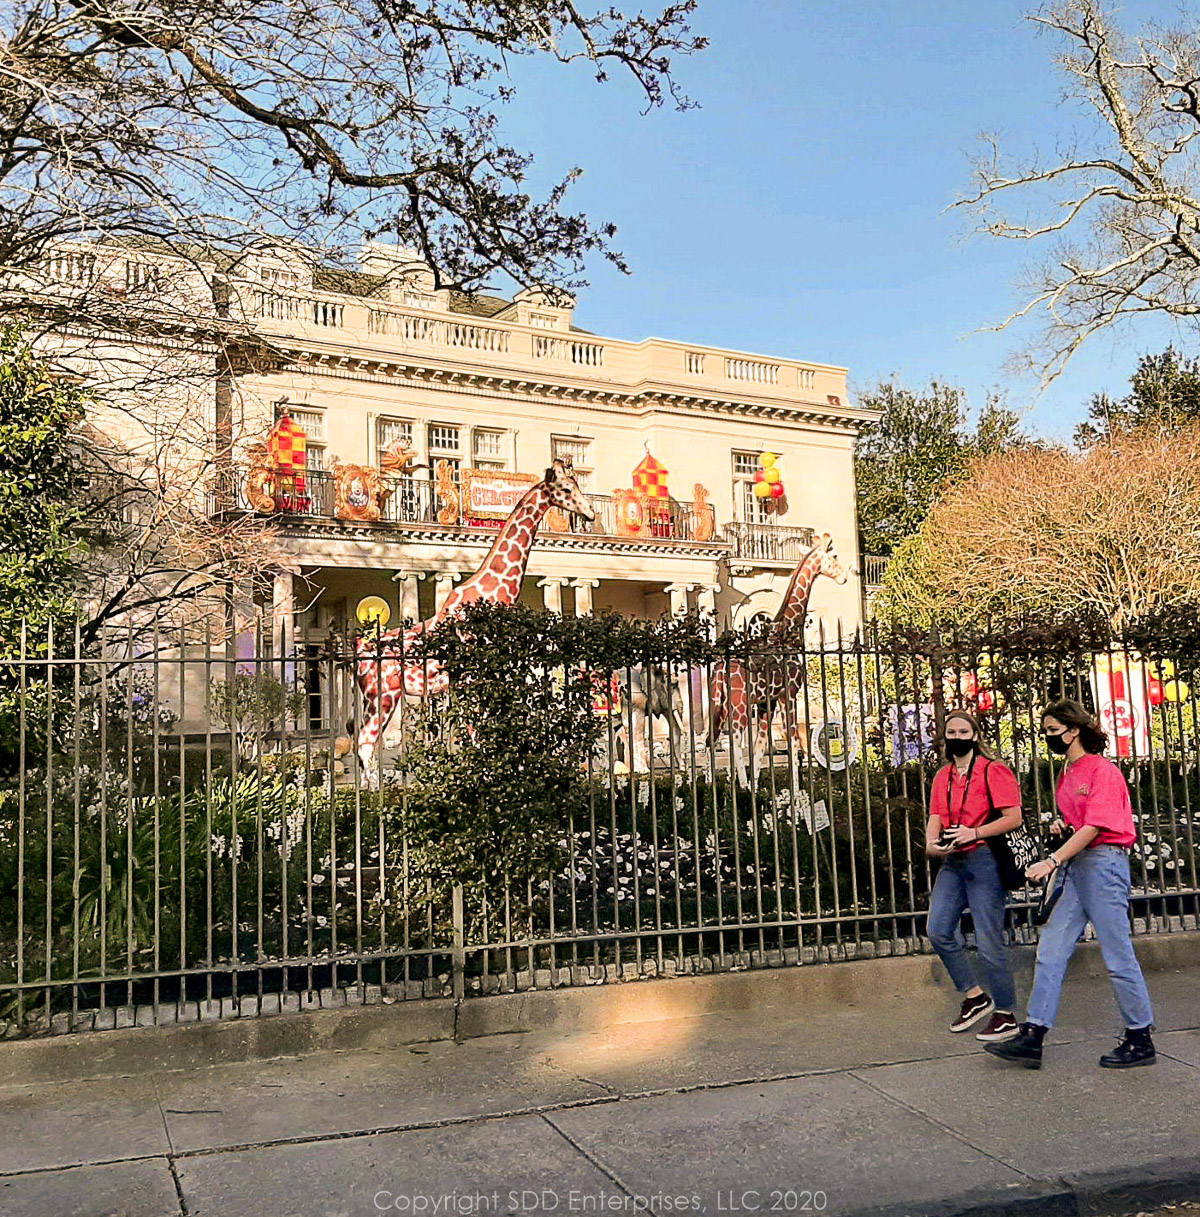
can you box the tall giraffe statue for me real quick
[354,459,595,771]
[710,533,849,786]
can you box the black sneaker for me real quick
[984,1021,1046,1069]
[975,1011,1019,1043]
[950,992,994,1032]
[1099,1027,1157,1069]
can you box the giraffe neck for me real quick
[435,483,552,620]
[773,549,823,635]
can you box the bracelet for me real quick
[973,828,981,842]
[1048,854,1061,870]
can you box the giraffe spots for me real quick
[479,572,500,593]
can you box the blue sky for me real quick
[496,0,1194,440]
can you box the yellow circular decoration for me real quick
[1164,679,1190,703]
[759,452,777,469]
[1159,659,1177,680]
[753,480,773,499]
[356,595,391,628]
[764,467,782,485]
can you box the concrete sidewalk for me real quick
[1,946,1199,1217]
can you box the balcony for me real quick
[724,522,815,565]
[209,469,727,548]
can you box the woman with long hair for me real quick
[926,709,1023,1043]
[986,699,1156,1071]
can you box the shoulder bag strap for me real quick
[982,759,1000,825]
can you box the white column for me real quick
[538,577,564,614]
[271,567,299,661]
[664,582,696,618]
[392,569,423,624]
[434,572,459,613]
[571,578,600,617]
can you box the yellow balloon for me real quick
[1159,659,1177,680]
[1164,679,1191,703]
[764,466,782,485]
[759,452,777,469]
[753,480,774,499]
[356,595,391,627]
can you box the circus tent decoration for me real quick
[245,411,311,513]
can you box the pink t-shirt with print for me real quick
[1055,753,1136,849]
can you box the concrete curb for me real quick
[3,930,1197,1088]
[849,1154,1200,1217]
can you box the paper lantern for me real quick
[770,483,785,498]
[356,595,391,628]
[753,480,773,499]
[1164,679,1191,704]
[759,452,777,469]
[1149,679,1165,708]
[267,414,309,491]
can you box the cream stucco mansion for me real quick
[24,239,877,655]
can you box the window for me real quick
[377,417,414,461]
[732,450,770,523]
[529,311,559,329]
[427,422,461,476]
[258,264,301,289]
[472,428,509,471]
[551,436,593,491]
[277,404,326,472]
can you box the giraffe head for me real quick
[542,458,596,521]
[813,533,849,584]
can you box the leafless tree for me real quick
[1,1,704,298]
[1,2,703,641]
[960,1,1200,382]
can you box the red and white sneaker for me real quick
[975,1011,1019,1042]
[950,992,994,1032]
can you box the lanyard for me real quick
[945,754,978,826]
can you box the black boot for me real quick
[1099,1026,1157,1069]
[984,1021,1046,1069]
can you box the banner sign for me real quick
[1091,653,1151,759]
[460,469,535,521]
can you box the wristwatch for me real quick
[1048,853,1061,870]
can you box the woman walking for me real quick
[926,710,1023,1043]
[986,699,1155,1070]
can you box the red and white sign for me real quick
[1091,655,1151,759]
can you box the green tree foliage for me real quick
[1075,348,1200,447]
[855,380,1029,559]
[390,601,714,919]
[0,328,86,652]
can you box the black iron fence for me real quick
[2,614,1199,1036]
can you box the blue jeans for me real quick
[928,845,1015,1011]
[1027,845,1154,1031]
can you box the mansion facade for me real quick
[20,238,877,668]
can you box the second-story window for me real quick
[427,422,462,476]
[472,428,509,472]
[280,405,326,471]
[732,450,770,523]
[377,417,414,462]
[551,436,593,491]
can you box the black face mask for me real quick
[944,737,975,759]
[1045,733,1071,756]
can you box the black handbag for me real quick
[981,761,1041,891]
[1032,863,1067,925]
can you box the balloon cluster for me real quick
[752,451,786,511]
[1148,659,1190,707]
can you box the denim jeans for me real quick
[927,844,1015,1011]
[1027,845,1154,1031]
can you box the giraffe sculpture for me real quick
[354,459,595,772]
[710,533,849,786]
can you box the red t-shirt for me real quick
[929,758,1022,851]
[1055,753,1136,849]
